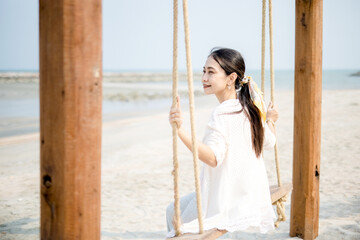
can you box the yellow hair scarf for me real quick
[241,76,266,122]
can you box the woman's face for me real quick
[202,56,229,96]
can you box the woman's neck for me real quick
[216,91,237,103]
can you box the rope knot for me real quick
[273,195,288,227]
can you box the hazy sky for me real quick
[0,0,359,71]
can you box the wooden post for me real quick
[39,0,102,239]
[290,0,323,239]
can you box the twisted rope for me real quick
[171,0,181,235]
[268,0,282,188]
[261,0,266,95]
[262,0,287,227]
[182,0,204,233]
[269,0,275,104]
[273,195,288,227]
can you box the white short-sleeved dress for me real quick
[167,98,276,237]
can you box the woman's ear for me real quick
[228,72,237,85]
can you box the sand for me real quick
[0,85,360,239]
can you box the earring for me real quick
[227,85,231,90]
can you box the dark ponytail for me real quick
[238,84,264,157]
[209,48,264,157]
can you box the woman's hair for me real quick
[209,47,264,157]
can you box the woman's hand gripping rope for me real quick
[266,101,279,123]
[169,96,183,128]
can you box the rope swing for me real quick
[261,0,289,227]
[171,0,203,235]
[169,0,292,238]
[171,0,180,235]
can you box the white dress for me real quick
[167,99,276,236]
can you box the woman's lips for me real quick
[203,84,211,88]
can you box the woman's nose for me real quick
[202,74,208,82]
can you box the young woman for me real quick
[167,48,279,236]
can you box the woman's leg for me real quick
[166,192,197,232]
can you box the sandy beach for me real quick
[0,74,359,239]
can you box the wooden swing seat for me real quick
[166,183,292,240]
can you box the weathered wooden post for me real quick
[290,0,323,239]
[39,0,102,239]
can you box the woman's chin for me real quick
[203,88,213,95]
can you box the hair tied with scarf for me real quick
[241,76,267,123]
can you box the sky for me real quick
[0,0,359,71]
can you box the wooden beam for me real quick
[290,0,323,239]
[39,0,102,239]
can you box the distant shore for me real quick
[350,71,360,77]
[0,72,202,83]
[0,72,206,102]
[0,74,204,102]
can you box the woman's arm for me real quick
[263,101,278,149]
[266,120,275,134]
[177,127,217,167]
[169,96,217,168]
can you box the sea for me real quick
[0,69,359,138]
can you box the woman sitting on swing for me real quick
[167,47,279,236]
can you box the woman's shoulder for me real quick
[208,99,244,129]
